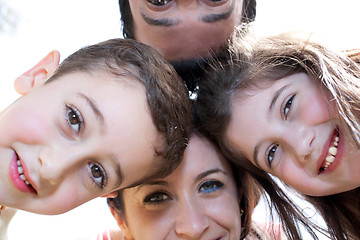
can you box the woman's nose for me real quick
[174,199,209,239]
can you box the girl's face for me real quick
[119,134,241,240]
[226,72,360,196]
[0,72,161,214]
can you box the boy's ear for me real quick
[14,50,60,95]
[109,207,134,240]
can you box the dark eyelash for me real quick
[266,144,279,167]
[88,162,107,190]
[143,191,171,204]
[65,104,84,135]
[282,95,295,120]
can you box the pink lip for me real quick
[317,129,343,174]
[9,151,37,194]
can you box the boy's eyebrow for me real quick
[78,93,104,127]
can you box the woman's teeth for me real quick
[17,160,30,186]
[323,136,339,170]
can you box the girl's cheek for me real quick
[299,90,331,124]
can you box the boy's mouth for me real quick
[15,153,37,193]
[318,130,339,173]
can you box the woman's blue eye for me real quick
[267,144,279,167]
[66,105,83,135]
[88,163,107,189]
[147,0,171,6]
[199,180,223,194]
[144,192,171,204]
[283,95,295,119]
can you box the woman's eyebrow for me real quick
[140,11,180,26]
[195,168,227,181]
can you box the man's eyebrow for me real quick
[200,7,234,23]
[140,11,180,26]
[195,168,227,181]
[200,2,234,23]
[78,93,104,127]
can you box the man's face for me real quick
[129,0,243,61]
[0,71,162,214]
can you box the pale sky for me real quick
[2,0,360,239]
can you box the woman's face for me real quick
[119,134,241,240]
[128,0,243,61]
[226,72,360,196]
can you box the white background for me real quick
[1,0,359,239]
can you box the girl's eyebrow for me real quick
[269,84,290,113]
[200,2,235,23]
[135,180,169,193]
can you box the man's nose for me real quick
[174,199,209,239]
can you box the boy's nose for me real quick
[174,200,209,238]
[38,146,81,185]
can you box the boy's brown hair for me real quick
[48,38,192,184]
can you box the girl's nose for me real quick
[174,200,209,239]
[284,126,315,164]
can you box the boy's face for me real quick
[0,71,161,214]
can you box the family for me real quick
[1,1,360,240]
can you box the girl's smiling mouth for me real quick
[318,129,342,174]
[9,151,37,194]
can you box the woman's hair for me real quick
[195,31,360,239]
[108,130,265,239]
[118,0,257,39]
[48,38,192,182]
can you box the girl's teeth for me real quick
[326,155,335,162]
[18,166,23,174]
[329,146,337,156]
[323,133,339,170]
[20,174,26,181]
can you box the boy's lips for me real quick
[317,129,342,174]
[9,150,37,194]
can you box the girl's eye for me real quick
[143,192,171,204]
[88,163,107,189]
[266,144,279,167]
[283,95,295,119]
[147,0,171,6]
[199,180,224,194]
[66,105,83,135]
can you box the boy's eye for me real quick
[66,105,83,135]
[266,144,279,167]
[199,180,224,194]
[147,0,171,6]
[143,192,171,204]
[283,95,295,119]
[88,162,107,189]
